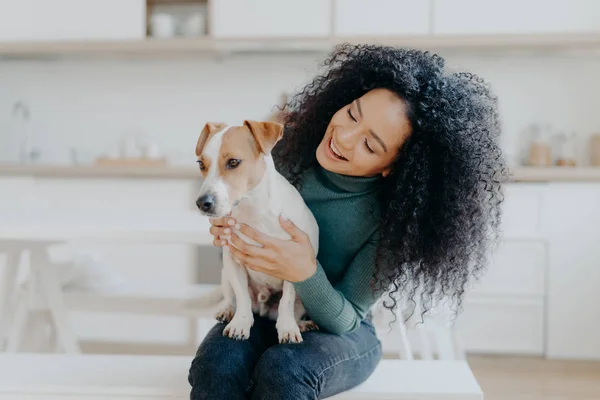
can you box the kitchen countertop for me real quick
[0,163,199,180]
[1,163,600,182]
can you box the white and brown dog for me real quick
[194,120,319,343]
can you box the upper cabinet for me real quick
[333,0,431,36]
[2,0,600,56]
[433,0,600,35]
[0,0,146,42]
[210,0,331,38]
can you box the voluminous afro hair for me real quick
[272,43,509,318]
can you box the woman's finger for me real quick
[230,233,270,258]
[232,250,273,273]
[213,238,227,247]
[209,226,224,237]
[209,216,236,228]
[228,245,282,278]
[278,213,309,242]
[227,244,248,264]
[209,226,234,237]
[237,223,274,247]
[245,258,275,275]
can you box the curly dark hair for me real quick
[272,43,509,319]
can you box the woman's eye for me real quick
[347,108,357,122]
[364,138,374,154]
[227,159,241,169]
[197,160,205,171]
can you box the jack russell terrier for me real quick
[194,120,320,343]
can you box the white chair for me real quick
[1,242,82,354]
[4,249,464,362]
[0,245,23,351]
[371,294,465,361]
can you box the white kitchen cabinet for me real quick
[456,295,545,355]
[0,0,146,42]
[499,184,545,239]
[210,0,331,38]
[455,239,546,355]
[433,0,600,35]
[333,0,431,36]
[543,183,600,360]
[451,183,547,356]
[470,240,546,298]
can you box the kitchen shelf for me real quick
[511,167,600,182]
[0,163,199,180]
[2,164,600,182]
[3,33,600,59]
[148,0,206,4]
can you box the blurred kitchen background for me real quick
[1,0,600,398]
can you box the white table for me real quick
[0,210,213,353]
[0,354,483,399]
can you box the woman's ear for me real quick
[382,168,393,178]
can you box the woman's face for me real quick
[316,88,412,177]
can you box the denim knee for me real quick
[250,347,319,400]
[188,344,255,400]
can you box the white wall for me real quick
[1,51,600,167]
[0,53,320,165]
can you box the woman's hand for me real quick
[226,214,317,283]
[208,214,235,247]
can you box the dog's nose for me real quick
[196,194,216,213]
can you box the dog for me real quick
[193,120,319,344]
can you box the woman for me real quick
[188,43,508,399]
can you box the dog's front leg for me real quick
[215,268,235,323]
[222,248,253,340]
[276,281,303,343]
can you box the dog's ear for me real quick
[196,122,226,157]
[243,120,284,155]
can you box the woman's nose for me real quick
[336,127,358,149]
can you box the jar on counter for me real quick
[526,124,552,167]
[554,131,578,167]
[591,134,600,167]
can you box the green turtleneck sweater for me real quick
[293,165,382,335]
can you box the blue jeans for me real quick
[188,315,382,399]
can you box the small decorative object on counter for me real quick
[95,132,166,167]
[526,124,552,167]
[554,131,578,167]
[591,133,600,167]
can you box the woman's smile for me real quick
[327,136,349,162]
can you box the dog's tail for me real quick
[184,286,223,309]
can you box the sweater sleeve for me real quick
[293,233,380,335]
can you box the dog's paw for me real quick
[299,320,319,332]
[223,315,253,340]
[215,302,235,323]
[276,318,303,344]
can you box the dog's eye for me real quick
[197,160,205,171]
[227,159,241,169]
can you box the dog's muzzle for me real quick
[196,194,216,214]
